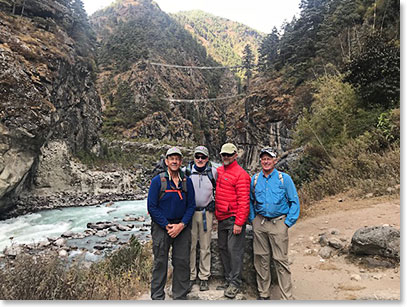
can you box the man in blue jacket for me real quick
[147,147,196,300]
[249,147,300,300]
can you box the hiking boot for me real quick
[187,280,195,293]
[216,281,229,290]
[224,284,240,299]
[199,280,209,291]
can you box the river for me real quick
[0,199,149,253]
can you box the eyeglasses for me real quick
[221,153,235,157]
[195,155,208,160]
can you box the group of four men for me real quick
[147,143,300,300]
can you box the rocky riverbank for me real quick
[2,191,148,220]
[1,207,151,262]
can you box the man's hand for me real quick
[167,223,184,238]
[233,224,242,235]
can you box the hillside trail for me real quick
[137,193,400,301]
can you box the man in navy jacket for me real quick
[148,147,196,300]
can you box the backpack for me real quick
[150,157,188,200]
[251,171,285,206]
[185,161,216,211]
[158,171,188,200]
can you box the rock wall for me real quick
[0,0,102,215]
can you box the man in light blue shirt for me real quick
[249,147,300,300]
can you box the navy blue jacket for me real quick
[147,172,196,229]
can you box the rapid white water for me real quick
[0,199,148,252]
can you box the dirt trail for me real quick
[289,194,400,300]
[138,194,400,300]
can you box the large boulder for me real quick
[350,226,400,260]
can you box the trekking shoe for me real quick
[199,280,209,291]
[216,281,229,290]
[224,284,240,299]
[187,280,195,293]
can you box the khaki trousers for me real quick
[253,215,293,300]
[190,210,213,281]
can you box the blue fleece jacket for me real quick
[249,169,300,227]
[147,172,196,229]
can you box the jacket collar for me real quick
[223,159,238,170]
[163,169,185,180]
[261,168,277,179]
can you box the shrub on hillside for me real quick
[0,238,153,300]
[298,129,400,207]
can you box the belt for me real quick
[168,219,182,224]
[195,207,209,232]
[259,214,286,225]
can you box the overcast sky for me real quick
[82,0,301,33]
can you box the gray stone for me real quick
[329,228,340,235]
[328,238,345,249]
[61,231,74,238]
[58,250,68,257]
[350,226,400,260]
[106,235,118,243]
[54,238,66,247]
[319,234,329,247]
[319,246,335,259]
[350,274,361,281]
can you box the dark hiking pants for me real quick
[151,222,191,300]
[218,216,246,288]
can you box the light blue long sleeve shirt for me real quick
[249,169,300,227]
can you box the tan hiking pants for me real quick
[253,214,293,300]
[190,210,213,281]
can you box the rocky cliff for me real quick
[0,0,103,216]
[90,0,296,169]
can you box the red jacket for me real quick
[215,160,251,226]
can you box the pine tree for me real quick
[242,44,254,78]
[258,27,280,71]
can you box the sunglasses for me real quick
[221,153,235,157]
[195,155,208,160]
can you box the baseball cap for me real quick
[194,145,209,157]
[166,147,183,158]
[260,147,277,158]
[220,143,237,155]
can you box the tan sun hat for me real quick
[220,143,237,155]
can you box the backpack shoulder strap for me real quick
[159,172,167,200]
[254,172,260,189]
[251,172,260,197]
[278,171,289,202]
[185,161,194,177]
[278,171,284,185]
[205,165,217,190]
[182,177,188,194]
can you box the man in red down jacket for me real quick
[215,143,251,299]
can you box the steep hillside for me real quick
[0,0,103,214]
[90,0,240,155]
[246,0,400,201]
[173,10,263,72]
